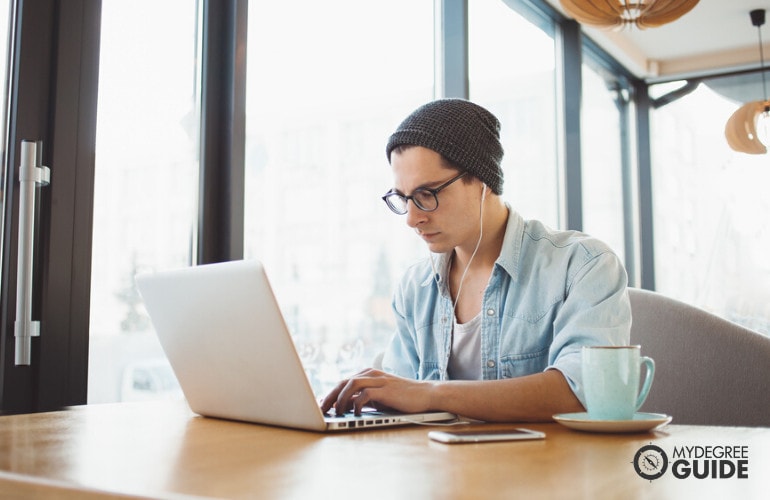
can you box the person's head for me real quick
[385,98,504,194]
[382,99,505,253]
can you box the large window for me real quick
[580,59,627,262]
[650,81,770,334]
[469,0,559,227]
[5,0,767,415]
[88,1,200,403]
[243,0,434,396]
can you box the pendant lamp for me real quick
[725,9,769,155]
[559,0,700,29]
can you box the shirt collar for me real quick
[495,203,523,281]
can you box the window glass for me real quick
[88,0,199,403]
[650,82,770,335]
[0,0,12,285]
[469,0,559,227]
[243,1,433,396]
[580,61,626,261]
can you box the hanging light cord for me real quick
[759,23,768,104]
[752,9,769,110]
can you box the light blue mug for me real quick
[582,345,655,421]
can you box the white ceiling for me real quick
[544,0,770,82]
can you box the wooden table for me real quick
[1,401,768,499]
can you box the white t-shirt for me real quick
[447,312,482,380]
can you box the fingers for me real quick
[320,377,348,413]
[336,375,383,416]
[320,369,386,416]
[351,388,375,415]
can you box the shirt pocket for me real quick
[498,302,558,378]
[499,346,549,378]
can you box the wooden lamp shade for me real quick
[725,100,769,155]
[725,10,769,155]
[559,0,700,29]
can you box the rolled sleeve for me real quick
[546,250,632,407]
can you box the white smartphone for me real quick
[428,428,546,444]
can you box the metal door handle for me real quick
[14,140,50,365]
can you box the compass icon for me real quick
[633,444,668,480]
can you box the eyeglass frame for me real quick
[381,171,468,215]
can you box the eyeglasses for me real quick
[381,172,467,215]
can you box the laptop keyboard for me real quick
[323,407,387,419]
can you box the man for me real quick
[321,99,631,422]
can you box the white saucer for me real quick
[552,412,672,433]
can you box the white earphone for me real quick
[429,182,489,319]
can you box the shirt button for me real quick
[487,360,496,368]
[486,308,495,316]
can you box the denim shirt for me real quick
[381,205,631,406]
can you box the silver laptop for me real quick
[135,259,456,432]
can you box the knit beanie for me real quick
[385,99,504,195]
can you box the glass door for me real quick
[87,0,201,403]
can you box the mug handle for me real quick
[635,356,655,410]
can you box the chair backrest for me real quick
[629,287,770,426]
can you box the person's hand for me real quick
[320,368,435,416]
